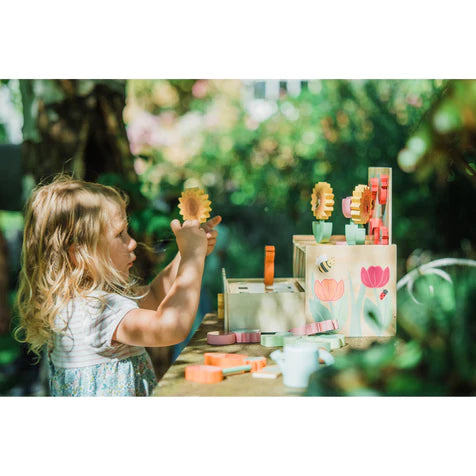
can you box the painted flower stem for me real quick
[374,288,383,336]
[349,273,366,336]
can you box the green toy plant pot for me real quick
[312,221,333,243]
[345,223,366,245]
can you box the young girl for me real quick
[15,175,221,396]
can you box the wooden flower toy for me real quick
[345,184,373,245]
[350,185,372,225]
[310,182,334,243]
[178,187,212,223]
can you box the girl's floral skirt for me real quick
[49,352,158,396]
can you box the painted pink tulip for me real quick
[361,266,390,288]
[314,279,345,302]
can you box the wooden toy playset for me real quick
[222,167,397,337]
[176,175,396,388]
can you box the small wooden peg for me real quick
[217,293,224,319]
[369,218,382,236]
[379,175,388,205]
[381,226,389,245]
[264,245,275,289]
[369,177,378,203]
[373,225,380,244]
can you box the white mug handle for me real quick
[318,348,335,366]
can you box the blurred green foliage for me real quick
[1,79,475,396]
[124,79,475,297]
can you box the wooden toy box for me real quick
[222,167,396,337]
[293,235,397,336]
[222,269,307,333]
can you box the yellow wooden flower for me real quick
[350,184,372,224]
[178,188,212,223]
[310,182,334,220]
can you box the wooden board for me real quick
[293,238,397,337]
[223,270,306,333]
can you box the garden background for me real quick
[0,79,474,395]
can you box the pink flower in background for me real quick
[192,80,209,98]
[314,279,344,302]
[361,266,390,288]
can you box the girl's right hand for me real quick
[170,219,208,259]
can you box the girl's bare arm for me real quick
[113,219,207,347]
[137,215,221,310]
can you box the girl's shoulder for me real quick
[58,291,139,320]
[85,290,140,308]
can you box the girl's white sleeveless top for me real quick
[49,292,145,368]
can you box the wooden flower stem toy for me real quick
[264,245,275,290]
[311,182,334,243]
[343,195,365,245]
[345,184,372,245]
[345,223,366,245]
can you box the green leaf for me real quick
[309,298,332,322]
[363,297,382,333]
[394,342,423,369]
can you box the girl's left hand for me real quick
[201,216,222,256]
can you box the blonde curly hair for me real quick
[15,175,139,359]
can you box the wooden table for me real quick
[152,313,392,396]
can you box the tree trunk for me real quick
[20,79,137,184]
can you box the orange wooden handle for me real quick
[264,245,275,287]
[185,365,223,384]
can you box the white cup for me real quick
[271,342,334,388]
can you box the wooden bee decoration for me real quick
[316,255,335,273]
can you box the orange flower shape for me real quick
[314,278,344,302]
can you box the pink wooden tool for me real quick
[233,329,261,343]
[207,331,236,345]
[289,319,339,336]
